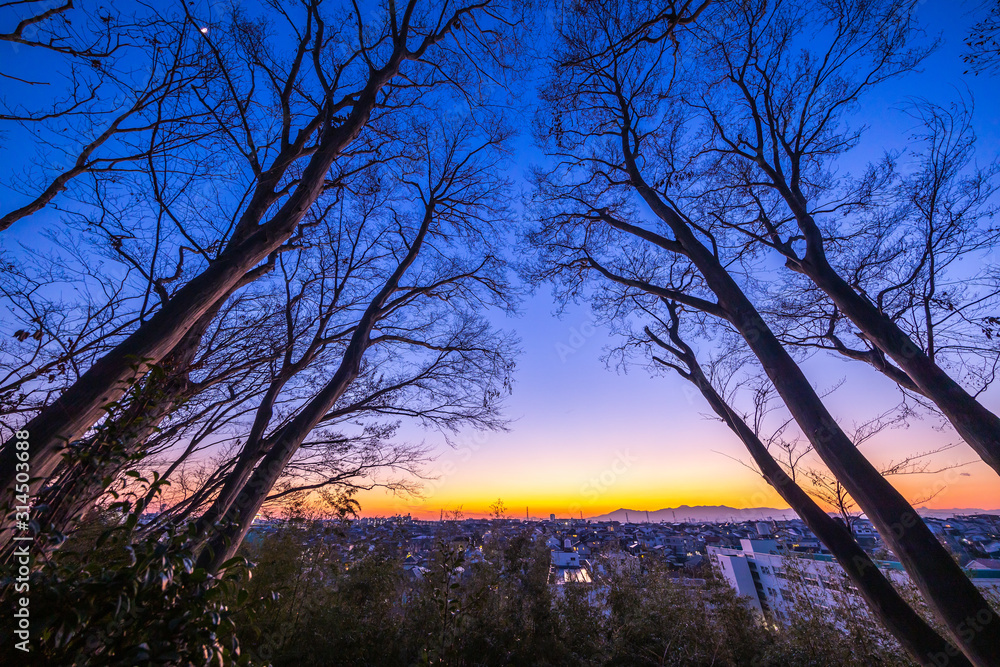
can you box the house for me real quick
[551,550,580,568]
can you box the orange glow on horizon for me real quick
[350,459,1000,520]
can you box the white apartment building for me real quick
[550,548,592,584]
[709,539,1000,623]
[551,550,581,568]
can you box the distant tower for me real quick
[646,510,650,523]
[625,511,630,523]
[526,506,529,521]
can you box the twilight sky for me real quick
[2,0,999,520]
[356,0,1000,519]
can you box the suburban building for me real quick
[709,538,1000,623]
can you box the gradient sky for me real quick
[2,1,999,520]
[354,0,1000,519]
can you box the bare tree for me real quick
[683,0,1000,478]
[192,122,517,572]
[12,115,517,559]
[767,98,1000,412]
[526,0,1000,662]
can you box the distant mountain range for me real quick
[586,505,1000,523]
[913,507,1000,519]
[588,506,798,523]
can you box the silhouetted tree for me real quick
[636,300,967,665]
[526,0,1000,662]
[195,122,518,572]
[683,0,1000,478]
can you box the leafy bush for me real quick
[0,487,247,666]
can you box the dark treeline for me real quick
[1,0,1000,664]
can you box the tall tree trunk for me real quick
[799,247,1000,477]
[188,432,271,552]
[778,184,1000,478]
[188,359,304,544]
[621,144,1000,666]
[656,312,971,666]
[31,299,225,548]
[196,202,435,574]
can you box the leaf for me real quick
[218,556,246,572]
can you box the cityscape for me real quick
[244,510,1000,605]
